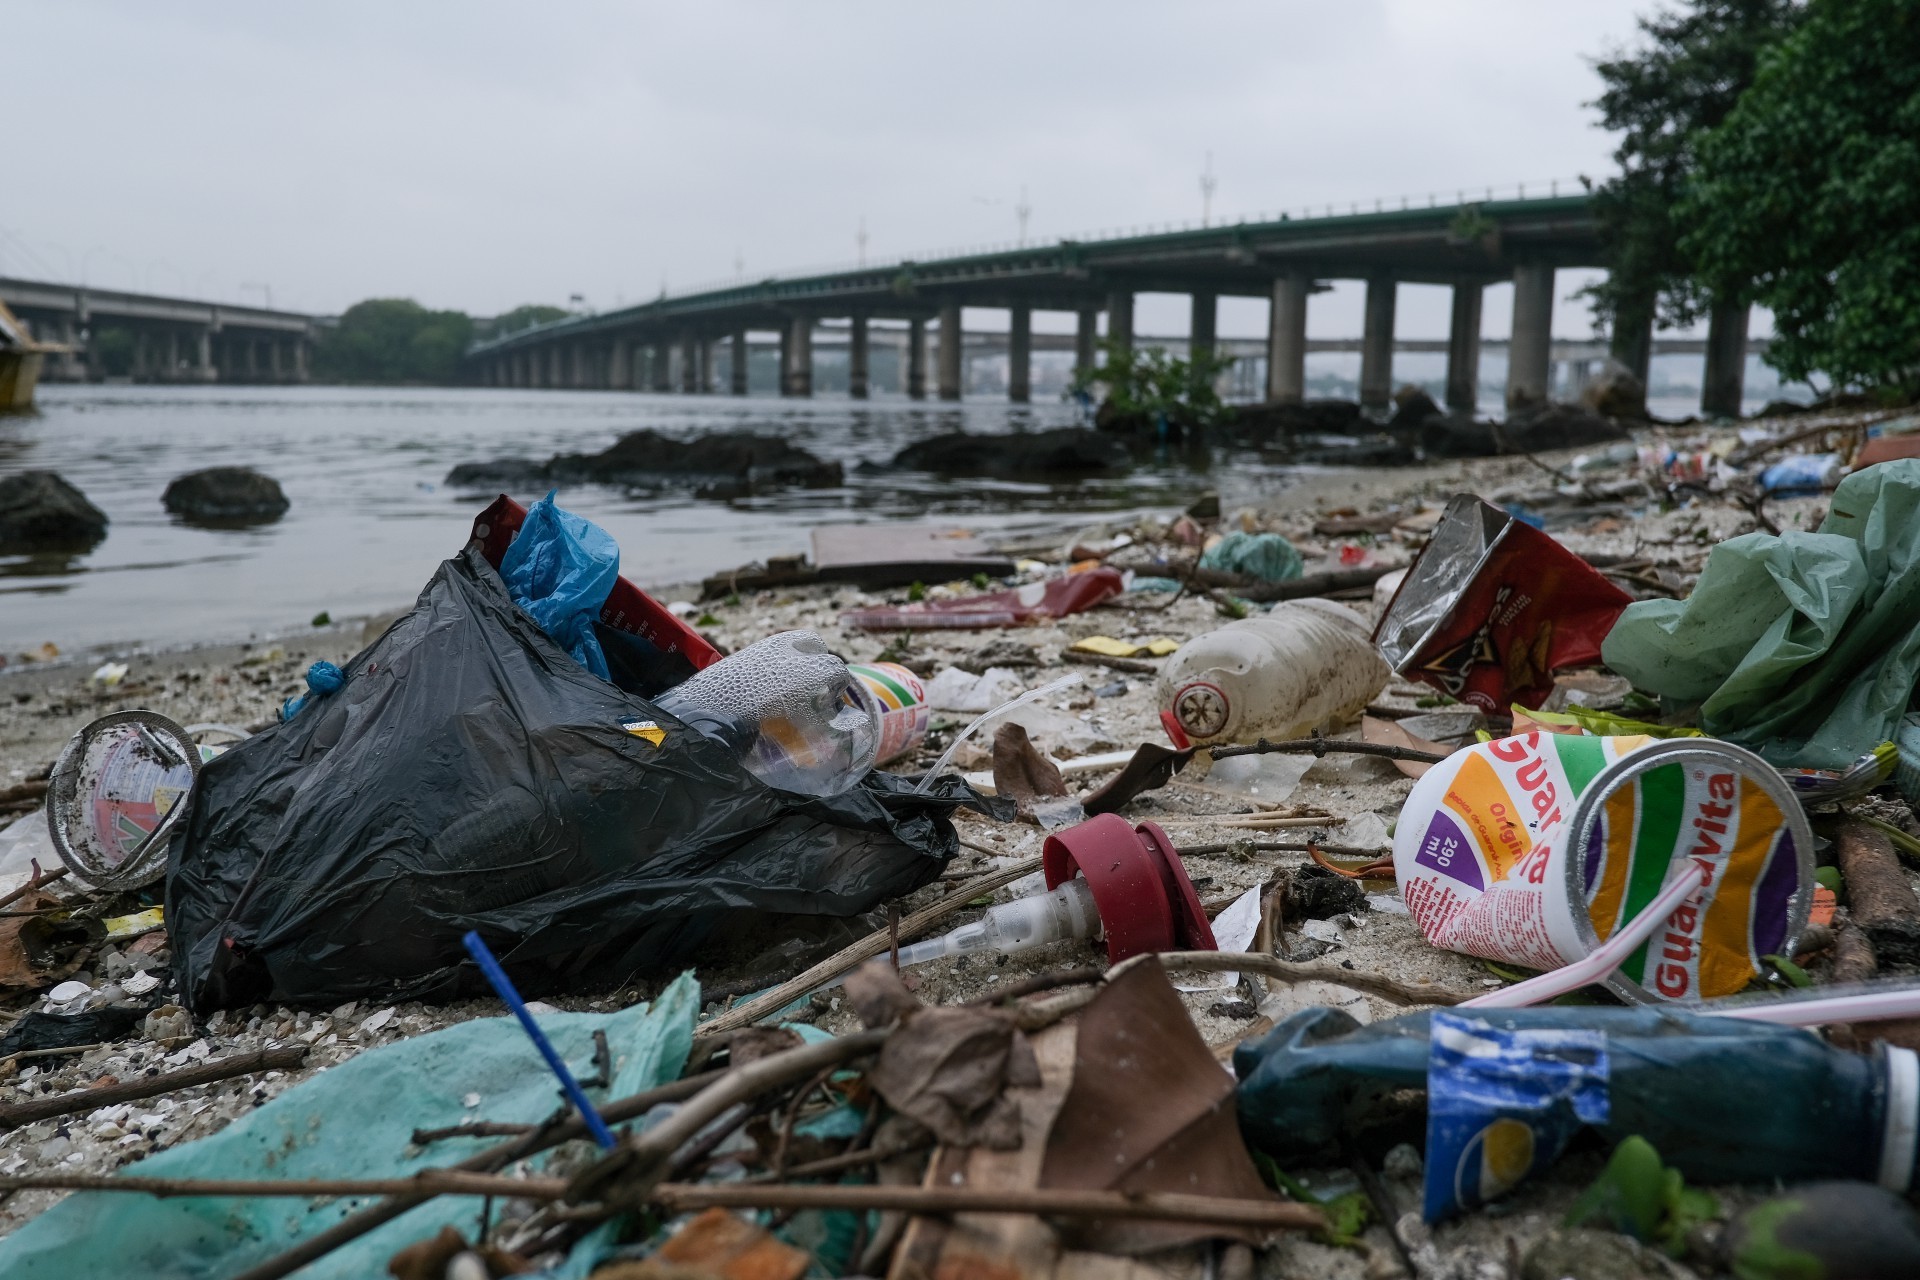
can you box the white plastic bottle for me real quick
[892,877,1100,967]
[655,630,881,797]
[1156,599,1390,748]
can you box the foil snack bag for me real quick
[1374,495,1633,710]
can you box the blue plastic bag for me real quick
[500,491,619,680]
[1423,1011,1610,1222]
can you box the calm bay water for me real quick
[0,385,1295,655]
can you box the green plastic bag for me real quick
[0,974,699,1279]
[1200,531,1303,583]
[1602,459,1920,768]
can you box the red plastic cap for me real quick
[1042,814,1217,963]
[1159,709,1192,751]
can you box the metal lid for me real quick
[47,710,204,891]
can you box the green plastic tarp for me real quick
[0,974,699,1279]
[1602,459,1920,769]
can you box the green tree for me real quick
[313,298,473,384]
[481,304,570,340]
[1681,0,1920,396]
[1584,0,1802,349]
[1073,340,1235,429]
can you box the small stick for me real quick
[745,1136,935,1185]
[1209,737,1448,765]
[0,1045,309,1131]
[1062,650,1159,675]
[410,1121,544,1145]
[1178,841,1385,858]
[0,1172,1326,1231]
[961,967,1104,1006]
[888,903,901,972]
[698,858,1042,1036]
[0,1041,108,1068]
[0,780,50,806]
[232,1069,724,1280]
[1151,951,1462,1007]
[568,1031,889,1205]
[653,1182,1326,1232]
[0,865,69,912]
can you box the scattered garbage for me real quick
[47,710,207,891]
[168,537,981,1010]
[1395,731,1812,1001]
[849,661,930,764]
[1603,458,1920,768]
[1236,1004,1920,1200]
[1157,600,1389,748]
[1198,530,1304,583]
[1375,493,1633,709]
[657,630,882,797]
[840,567,1125,630]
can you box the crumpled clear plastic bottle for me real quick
[654,630,881,797]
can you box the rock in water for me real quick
[889,428,1129,479]
[544,430,842,498]
[1388,385,1444,431]
[0,471,109,553]
[1580,360,1649,420]
[163,467,290,526]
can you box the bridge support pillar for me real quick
[937,305,962,401]
[907,317,928,399]
[1189,291,1216,366]
[166,331,181,381]
[1702,296,1749,419]
[849,314,870,399]
[680,334,698,393]
[730,331,748,395]
[1267,271,1309,404]
[1360,277,1397,412]
[609,341,630,390]
[785,317,813,397]
[195,328,214,382]
[294,338,309,383]
[1506,262,1555,413]
[1074,308,1098,383]
[1008,306,1031,403]
[546,345,562,389]
[1105,291,1133,360]
[1445,281,1483,414]
[698,338,715,393]
[650,342,670,392]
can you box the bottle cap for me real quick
[1041,814,1216,962]
[1879,1043,1919,1193]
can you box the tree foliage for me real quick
[481,304,570,341]
[313,299,474,384]
[1584,0,1803,337]
[1073,340,1234,428]
[1681,0,1920,395]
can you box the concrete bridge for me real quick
[464,194,1760,417]
[0,277,319,384]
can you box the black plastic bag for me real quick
[167,548,983,1011]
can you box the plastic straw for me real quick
[1463,862,1709,1008]
[462,931,617,1149]
[1705,984,1920,1027]
[912,673,1082,794]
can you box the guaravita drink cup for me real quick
[1393,731,1814,1003]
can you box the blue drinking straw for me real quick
[462,930,617,1149]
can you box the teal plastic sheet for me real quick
[1199,531,1303,583]
[1602,460,1920,768]
[0,974,699,1279]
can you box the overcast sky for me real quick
[5,2,1666,338]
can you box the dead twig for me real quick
[232,1068,724,1280]
[744,1136,934,1184]
[1062,650,1159,675]
[1208,737,1448,765]
[698,858,1043,1036]
[410,1121,545,1144]
[0,865,70,912]
[0,1170,1325,1231]
[0,1046,309,1131]
[960,967,1104,1007]
[1148,951,1462,1007]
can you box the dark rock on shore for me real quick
[447,431,842,499]
[1388,385,1444,431]
[0,471,109,553]
[889,428,1129,479]
[1422,402,1631,458]
[1222,398,1365,445]
[1579,361,1649,420]
[163,467,291,526]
